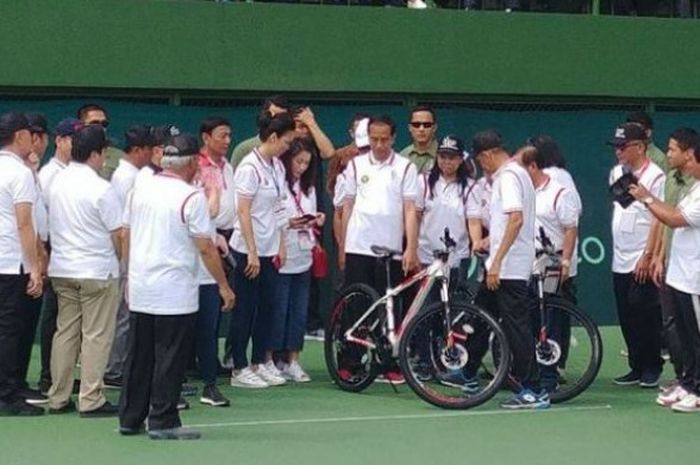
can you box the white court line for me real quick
[186,404,612,429]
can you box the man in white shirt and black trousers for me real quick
[608,122,666,388]
[471,130,549,410]
[118,133,235,440]
[0,112,44,416]
[630,127,700,413]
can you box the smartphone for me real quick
[299,214,317,222]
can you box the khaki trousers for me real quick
[48,277,119,412]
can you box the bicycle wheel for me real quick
[538,297,603,404]
[324,283,382,392]
[398,301,511,409]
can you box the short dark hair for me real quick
[257,111,295,142]
[199,116,231,136]
[368,114,396,136]
[262,95,290,112]
[520,145,546,169]
[669,127,700,160]
[409,105,436,123]
[281,138,317,196]
[72,126,108,163]
[76,103,107,121]
[528,134,567,169]
[472,129,503,156]
[626,111,654,131]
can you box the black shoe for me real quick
[181,383,197,397]
[148,427,201,440]
[103,377,123,389]
[0,398,45,416]
[639,370,661,388]
[79,401,118,418]
[176,397,189,411]
[613,371,641,385]
[49,399,76,415]
[37,379,51,396]
[18,387,48,405]
[200,384,230,407]
[119,424,145,436]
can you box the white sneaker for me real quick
[283,361,311,383]
[230,367,269,389]
[656,385,689,407]
[255,362,286,386]
[671,393,700,413]
[407,0,428,8]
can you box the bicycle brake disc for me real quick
[536,339,562,366]
[440,343,469,370]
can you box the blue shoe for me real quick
[500,389,551,410]
[438,370,480,394]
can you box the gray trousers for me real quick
[105,278,129,380]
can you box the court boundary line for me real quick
[186,404,613,429]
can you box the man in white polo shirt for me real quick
[36,117,82,395]
[608,122,666,388]
[0,112,43,416]
[47,125,123,417]
[103,125,155,388]
[630,127,700,413]
[118,133,235,440]
[471,130,547,410]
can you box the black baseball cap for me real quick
[607,123,647,147]
[152,125,180,146]
[0,112,31,140]
[437,134,465,156]
[25,113,49,135]
[54,118,83,137]
[124,124,156,151]
[163,133,199,157]
[472,130,503,156]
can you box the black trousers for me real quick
[345,253,402,297]
[0,273,35,401]
[613,272,663,374]
[660,283,685,380]
[17,293,41,390]
[473,280,540,391]
[667,286,700,395]
[118,311,196,431]
[39,281,59,385]
[306,276,323,331]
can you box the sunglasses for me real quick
[86,120,109,128]
[410,122,434,129]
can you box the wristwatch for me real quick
[642,196,654,206]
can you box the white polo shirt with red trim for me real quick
[197,153,236,230]
[416,175,473,267]
[610,160,665,273]
[343,151,419,257]
[535,177,580,277]
[280,181,317,274]
[666,180,700,295]
[125,172,212,315]
[487,160,536,280]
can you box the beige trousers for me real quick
[48,277,120,412]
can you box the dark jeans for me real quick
[196,284,221,385]
[660,283,685,380]
[0,274,32,401]
[666,286,700,395]
[473,280,540,391]
[613,272,663,375]
[272,271,312,352]
[306,276,323,332]
[119,311,196,431]
[229,251,278,369]
[39,280,58,385]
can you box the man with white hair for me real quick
[118,133,235,440]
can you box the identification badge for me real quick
[298,230,314,251]
[619,210,636,234]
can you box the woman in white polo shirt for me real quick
[228,112,297,389]
[271,139,325,382]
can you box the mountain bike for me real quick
[325,229,511,409]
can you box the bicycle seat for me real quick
[370,245,402,259]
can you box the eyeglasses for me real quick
[86,120,109,128]
[410,122,434,129]
[614,141,642,151]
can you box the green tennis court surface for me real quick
[1,327,698,465]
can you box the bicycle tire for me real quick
[398,301,512,410]
[542,297,603,404]
[324,283,381,393]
